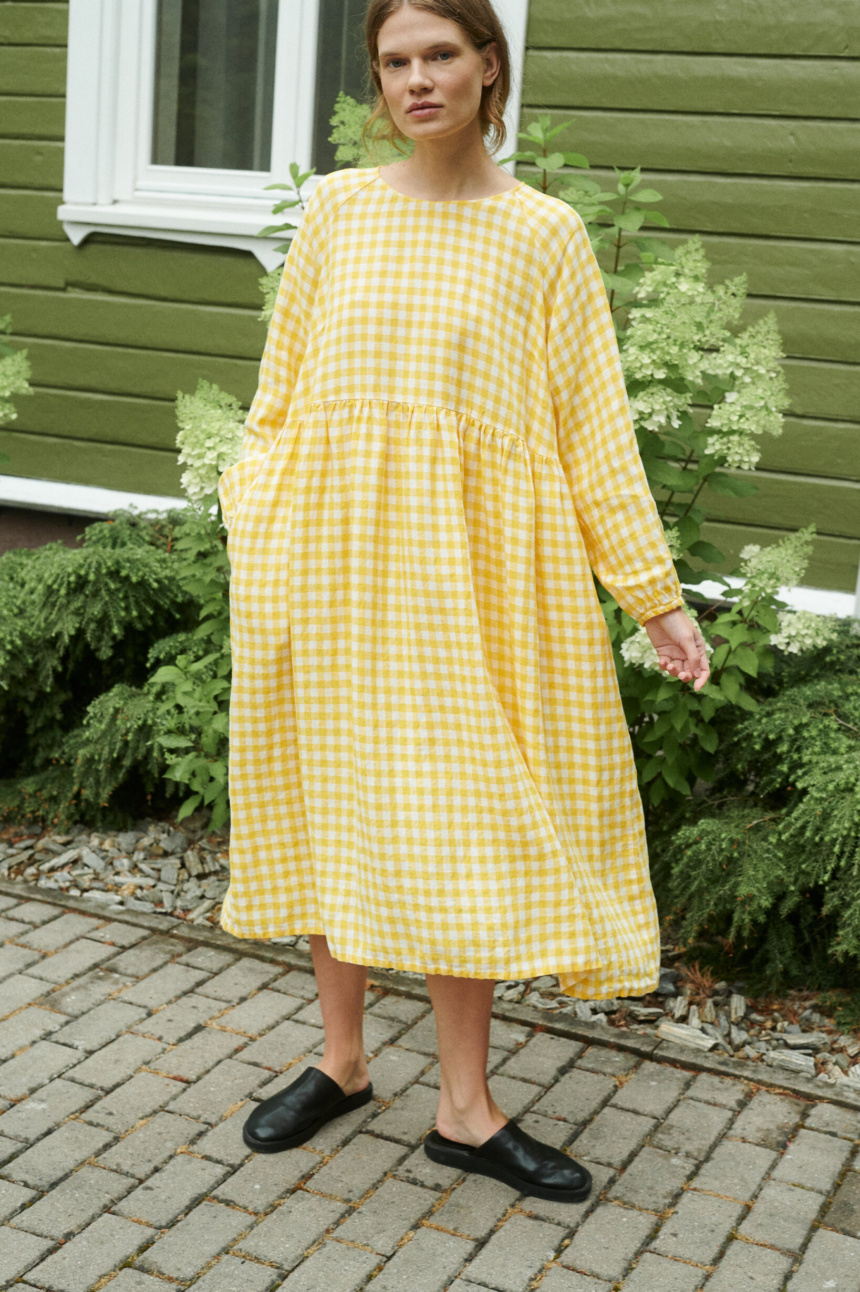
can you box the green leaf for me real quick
[733,646,760,677]
[648,460,696,492]
[662,761,691,795]
[642,210,670,228]
[696,723,719,754]
[719,669,742,703]
[629,187,663,203]
[734,689,759,712]
[176,793,203,822]
[707,473,760,498]
[562,151,589,168]
[537,152,566,172]
[614,210,646,232]
[687,540,725,563]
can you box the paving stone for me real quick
[191,1105,254,1167]
[0,1227,55,1285]
[47,969,135,1016]
[707,1238,794,1292]
[574,1047,640,1077]
[368,1225,476,1292]
[85,921,149,947]
[560,1202,655,1283]
[119,963,211,1009]
[136,1199,250,1280]
[210,990,305,1037]
[608,1146,694,1210]
[195,958,284,1002]
[212,1145,321,1210]
[738,1179,824,1253]
[805,1102,860,1139]
[621,1252,705,1290]
[270,969,318,1000]
[0,1178,38,1221]
[0,1133,24,1165]
[167,1057,269,1122]
[278,1239,379,1291]
[0,1007,67,1060]
[147,1028,243,1080]
[0,945,42,981]
[26,1213,156,1292]
[10,1164,135,1239]
[828,1171,860,1237]
[96,1111,205,1179]
[517,1111,577,1149]
[0,974,48,1017]
[81,1273,163,1292]
[188,1255,280,1292]
[610,1061,692,1119]
[131,992,226,1042]
[368,994,430,1023]
[115,1152,229,1225]
[70,1034,166,1090]
[786,1228,860,1291]
[0,1077,97,1143]
[48,1001,148,1053]
[3,901,63,927]
[731,1090,804,1150]
[81,1072,185,1133]
[0,915,37,940]
[651,1099,735,1160]
[570,1106,657,1169]
[691,1138,777,1202]
[101,935,182,977]
[517,1159,616,1228]
[26,940,117,984]
[18,913,104,952]
[366,1081,438,1144]
[235,1191,349,1268]
[2,1120,116,1189]
[489,1018,533,1051]
[0,1041,81,1100]
[488,1074,542,1120]
[394,1141,464,1190]
[650,1190,745,1264]
[495,1032,584,1086]
[309,1131,409,1201]
[397,1013,440,1054]
[534,1270,612,1292]
[367,1044,432,1099]
[234,1019,323,1070]
[175,946,237,972]
[686,1073,750,1111]
[432,1171,519,1239]
[772,1127,853,1193]
[531,1070,617,1124]
[331,1176,435,1253]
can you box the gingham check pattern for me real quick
[218,168,683,998]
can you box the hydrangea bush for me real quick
[0,315,32,463]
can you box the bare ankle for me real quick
[316,1052,369,1096]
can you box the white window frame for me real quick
[58,0,530,270]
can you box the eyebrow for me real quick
[378,40,459,58]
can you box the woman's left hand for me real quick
[644,608,710,692]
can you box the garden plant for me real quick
[0,103,852,988]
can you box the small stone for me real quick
[672,996,689,1021]
[687,1005,700,1029]
[656,1021,717,1051]
[700,1000,716,1024]
[764,1050,816,1076]
[781,1032,829,1051]
[573,1001,593,1021]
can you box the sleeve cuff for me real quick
[637,595,686,627]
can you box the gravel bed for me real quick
[2,819,858,1086]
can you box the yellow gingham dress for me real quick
[218,166,683,999]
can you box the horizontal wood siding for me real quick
[0,2,265,498]
[523,0,860,590]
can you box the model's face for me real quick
[376,5,500,144]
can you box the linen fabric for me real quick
[218,166,683,998]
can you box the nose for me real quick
[406,58,432,92]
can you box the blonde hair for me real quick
[363,0,510,157]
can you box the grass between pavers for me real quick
[2,874,859,1120]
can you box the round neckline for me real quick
[375,166,522,204]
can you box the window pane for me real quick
[152,0,278,170]
[312,0,370,173]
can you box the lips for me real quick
[408,102,441,113]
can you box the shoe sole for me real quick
[242,1085,374,1153]
[423,1137,592,1203]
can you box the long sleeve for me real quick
[546,215,683,625]
[218,182,323,528]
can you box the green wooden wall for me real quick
[1,0,858,590]
[521,0,860,591]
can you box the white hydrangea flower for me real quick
[175,379,245,502]
[662,525,683,559]
[770,609,841,655]
[0,348,32,426]
[620,627,662,672]
[739,527,815,601]
[703,316,789,471]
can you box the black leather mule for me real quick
[423,1119,592,1202]
[243,1066,374,1152]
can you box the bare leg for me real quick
[426,973,509,1146]
[308,933,370,1097]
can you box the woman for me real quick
[219,0,709,1203]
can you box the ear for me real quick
[481,39,500,87]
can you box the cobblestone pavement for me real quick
[1,890,860,1292]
